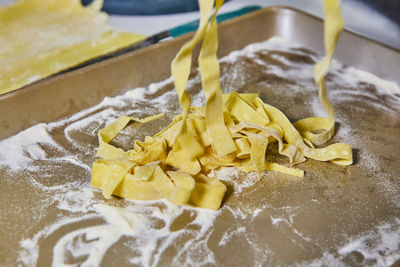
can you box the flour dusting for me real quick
[0,37,399,266]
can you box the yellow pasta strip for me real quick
[114,175,163,201]
[225,92,269,125]
[198,0,236,157]
[231,120,305,165]
[223,93,259,105]
[96,114,164,160]
[235,137,251,159]
[154,115,183,147]
[189,175,227,210]
[150,166,176,198]
[128,138,167,165]
[262,102,352,164]
[167,171,196,205]
[131,163,157,181]
[315,0,344,119]
[293,117,334,146]
[91,0,352,210]
[247,132,269,174]
[170,0,215,118]
[165,136,202,175]
[192,115,212,147]
[99,115,132,143]
[290,0,344,150]
[91,159,135,198]
[264,162,304,178]
[87,0,103,11]
[238,160,304,178]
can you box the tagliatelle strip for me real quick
[293,0,344,147]
[91,0,352,209]
[199,0,237,157]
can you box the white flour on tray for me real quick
[0,37,399,266]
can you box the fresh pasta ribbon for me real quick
[92,91,351,209]
[170,0,215,117]
[316,0,344,119]
[199,0,237,157]
[96,114,164,160]
[170,0,235,157]
[91,0,352,209]
[292,0,345,150]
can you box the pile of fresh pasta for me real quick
[91,0,352,210]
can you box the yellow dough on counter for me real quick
[0,0,146,95]
[91,0,352,209]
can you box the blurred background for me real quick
[1,0,399,49]
[91,0,399,49]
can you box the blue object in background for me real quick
[168,5,261,37]
[82,0,200,15]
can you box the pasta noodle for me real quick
[91,0,352,209]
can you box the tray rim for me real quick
[1,6,399,100]
[0,5,399,141]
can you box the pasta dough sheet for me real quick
[0,0,146,95]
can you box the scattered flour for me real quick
[214,167,260,195]
[218,226,246,246]
[0,36,398,266]
[337,219,400,266]
[0,123,61,172]
[304,219,400,266]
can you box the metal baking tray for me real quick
[1,6,399,266]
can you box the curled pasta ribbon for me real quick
[91,0,352,209]
[294,0,345,148]
[92,92,352,209]
[92,113,227,210]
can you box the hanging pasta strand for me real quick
[91,0,352,210]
